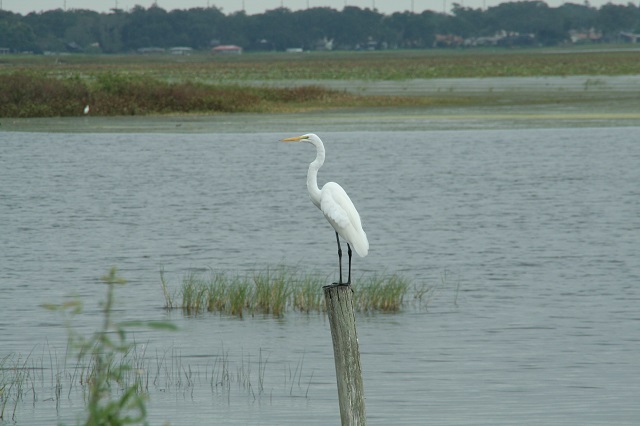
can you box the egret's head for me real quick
[280,133,318,143]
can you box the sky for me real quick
[2,0,626,16]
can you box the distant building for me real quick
[170,47,193,55]
[137,47,165,54]
[65,41,84,52]
[315,37,333,51]
[462,31,535,47]
[569,28,602,44]
[434,34,464,48]
[211,45,243,55]
[619,32,640,43]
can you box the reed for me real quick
[226,277,251,317]
[4,268,328,422]
[1,340,311,421]
[292,275,326,313]
[0,351,39,421]
[161,267,421,316]
[253,268,292,316]
[353,273,410,312]
[40,267,177,425]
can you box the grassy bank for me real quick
[0,71,451,117]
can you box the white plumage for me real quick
[320,182,368,257]
[281,133,368,285]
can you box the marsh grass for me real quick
[0,72,435,118]
[352,273,410,312]
[1,341,311,422]
[6,48,637,118]
[4,49,640,81]
[161,267,435,316]
[39,267,177,425]
[0,351,37,421]
[1,267,302,421]
[2,266,452,421]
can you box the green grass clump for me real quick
[161,267,418,317]
[253,268,291,316]
[293,275,326,313]
[352,273,410,312]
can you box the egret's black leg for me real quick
[335,232,343,284]
[347,243,353,285]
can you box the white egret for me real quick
[281,133,368,285]
[83,105,90,115]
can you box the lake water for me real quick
[1,125,639,425]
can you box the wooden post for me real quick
[323,284,367,426]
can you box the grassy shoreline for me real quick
[0,72,460,118]
[1,48,639,118]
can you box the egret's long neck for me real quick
[307,138,324,209]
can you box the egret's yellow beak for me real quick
[281,135,306,142]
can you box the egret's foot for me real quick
[323,282,351,289]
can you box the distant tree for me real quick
[451,4,488,37]
[97,10,127,53]
[385,11,437,48]
[2,2,640,54]
[217,10,252,48]
[293,7,343,50]
[557,2,598,32]
[596,3,640,35]
[485,1,566,45]
[0,12,37,51]
[121,5,174,49]
[248,7,301,51]
[63,10,101,50]
[335,7,384,49]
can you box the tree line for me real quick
[1,1,639,54]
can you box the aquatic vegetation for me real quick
[160,266,425,317]
[0,342,312,422]
[352,273,410,312]
[39,267,176,425]
[0,351,35,421]
[2,267,453,421]
[2,268,316,422]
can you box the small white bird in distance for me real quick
[83,105,90,115]
[281,133,368,286]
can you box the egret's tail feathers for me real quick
[352,233,369,257]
